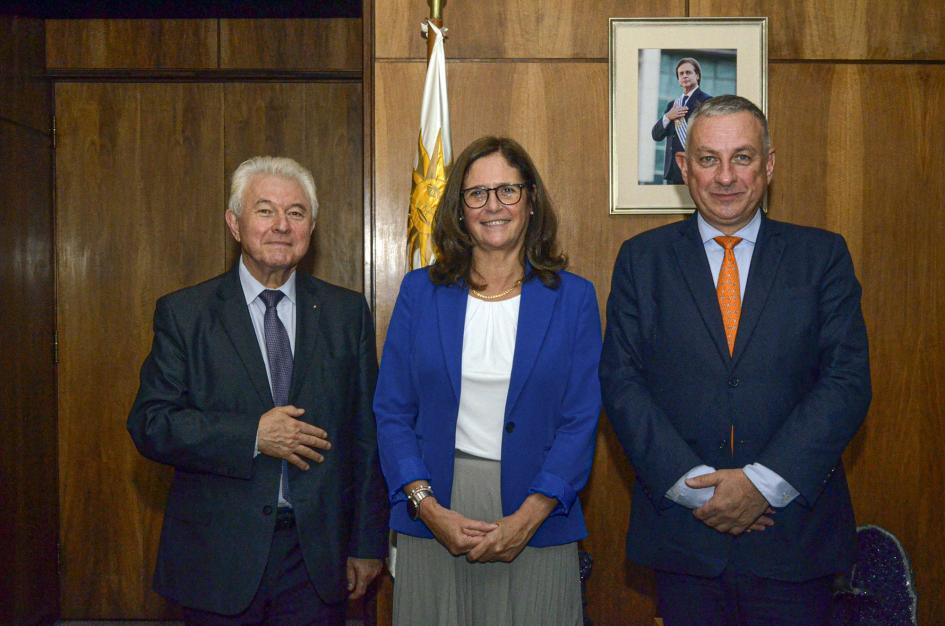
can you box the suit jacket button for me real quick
[505,422,515,433]
[263,505,274,516]
[728,377,740,388]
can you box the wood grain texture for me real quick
[0,17,49,132]
[220,18,362,70]
[223,82,364,291]
[0,122,57,625]
[692,0,945,60]
[46,19,218,69]
[375,0,685,60]
[55,82,225,618]
[770,63,945,626]
[374,59,680,625]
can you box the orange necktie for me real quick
[714,235,742,356]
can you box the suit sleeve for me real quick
[600,241,705,508]
[127,297,257,479]
[756,234,871,506]
[527,280,602,515]
[373,275,432,503]
[651,100,674,141]
[348,295,391,558]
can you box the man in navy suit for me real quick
[601,96,871,625]
[651,57,711,184]
[128,156,387,624]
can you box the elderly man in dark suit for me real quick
[128,156,388,624]
[601,96,871,625]
[651,57,711,184]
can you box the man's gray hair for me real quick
[228,156,319,221]
[688,94,771,153]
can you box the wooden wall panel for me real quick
[0,16,48,132]
[375,0,685,59]
[220,19,362,70]
[0,122,57,625]
[56,82,225,618]
[692,0,945,60]
[223,82,364,290]
[46,19,218,69]
[771,63,945,625]
[0,122,57,626]
[0,16,56,624]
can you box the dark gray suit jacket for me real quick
[128,266,388,614]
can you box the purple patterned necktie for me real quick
[260,289,293,504]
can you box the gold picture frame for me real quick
[609,17,768,214]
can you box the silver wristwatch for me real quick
[406,484,434,520]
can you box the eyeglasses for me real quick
[460,183,530,209]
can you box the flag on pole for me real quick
[407,20,452,270]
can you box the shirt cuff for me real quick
[253,434,260,458]
[662,115,670,128]
[665,465,716,509]
[743,463,800,508]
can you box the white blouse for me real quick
[454,294,520,460]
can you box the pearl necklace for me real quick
[470,278,523,300]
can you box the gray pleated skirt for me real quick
[393,451,582,626]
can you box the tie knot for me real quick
[259,289,285,309]
[714,236,743,251]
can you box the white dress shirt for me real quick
[665,209,800,509]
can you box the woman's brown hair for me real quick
[429,136,567,290]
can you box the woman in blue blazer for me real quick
[374,136,602,625]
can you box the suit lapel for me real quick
[672,216,732,364]
[436,282,467,403]
[505,276,558,416]
[215,269,273,406]
[732,215,785,365]
[290,274,323,402]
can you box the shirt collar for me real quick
[697,208,762,246]
[237,255,297,306]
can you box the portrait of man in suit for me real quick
[128,156,388,624]
[601,95,871,625]
[650,56,712,185]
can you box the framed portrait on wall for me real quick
[609,17,767,214]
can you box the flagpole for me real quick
[426,0,446,60]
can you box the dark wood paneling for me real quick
[220,18,361,70]
[56,82,225,618]
[0,122,57,626]
[770,63,945,625]
[223,82,364,291]
[375,59,675,626]
[46,19,218,69]
[375,0,685,60]
[692,0,945,60]
[0,16,56,625]
[0,16,49,132]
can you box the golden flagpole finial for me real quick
[428,0,446,21]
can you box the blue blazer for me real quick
[374,268,602,547]
[600,213,871,581]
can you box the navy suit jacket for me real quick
[651,87,711,183]
[128,267,388,614]
[600,213,871,581]
[374,268,601,546]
